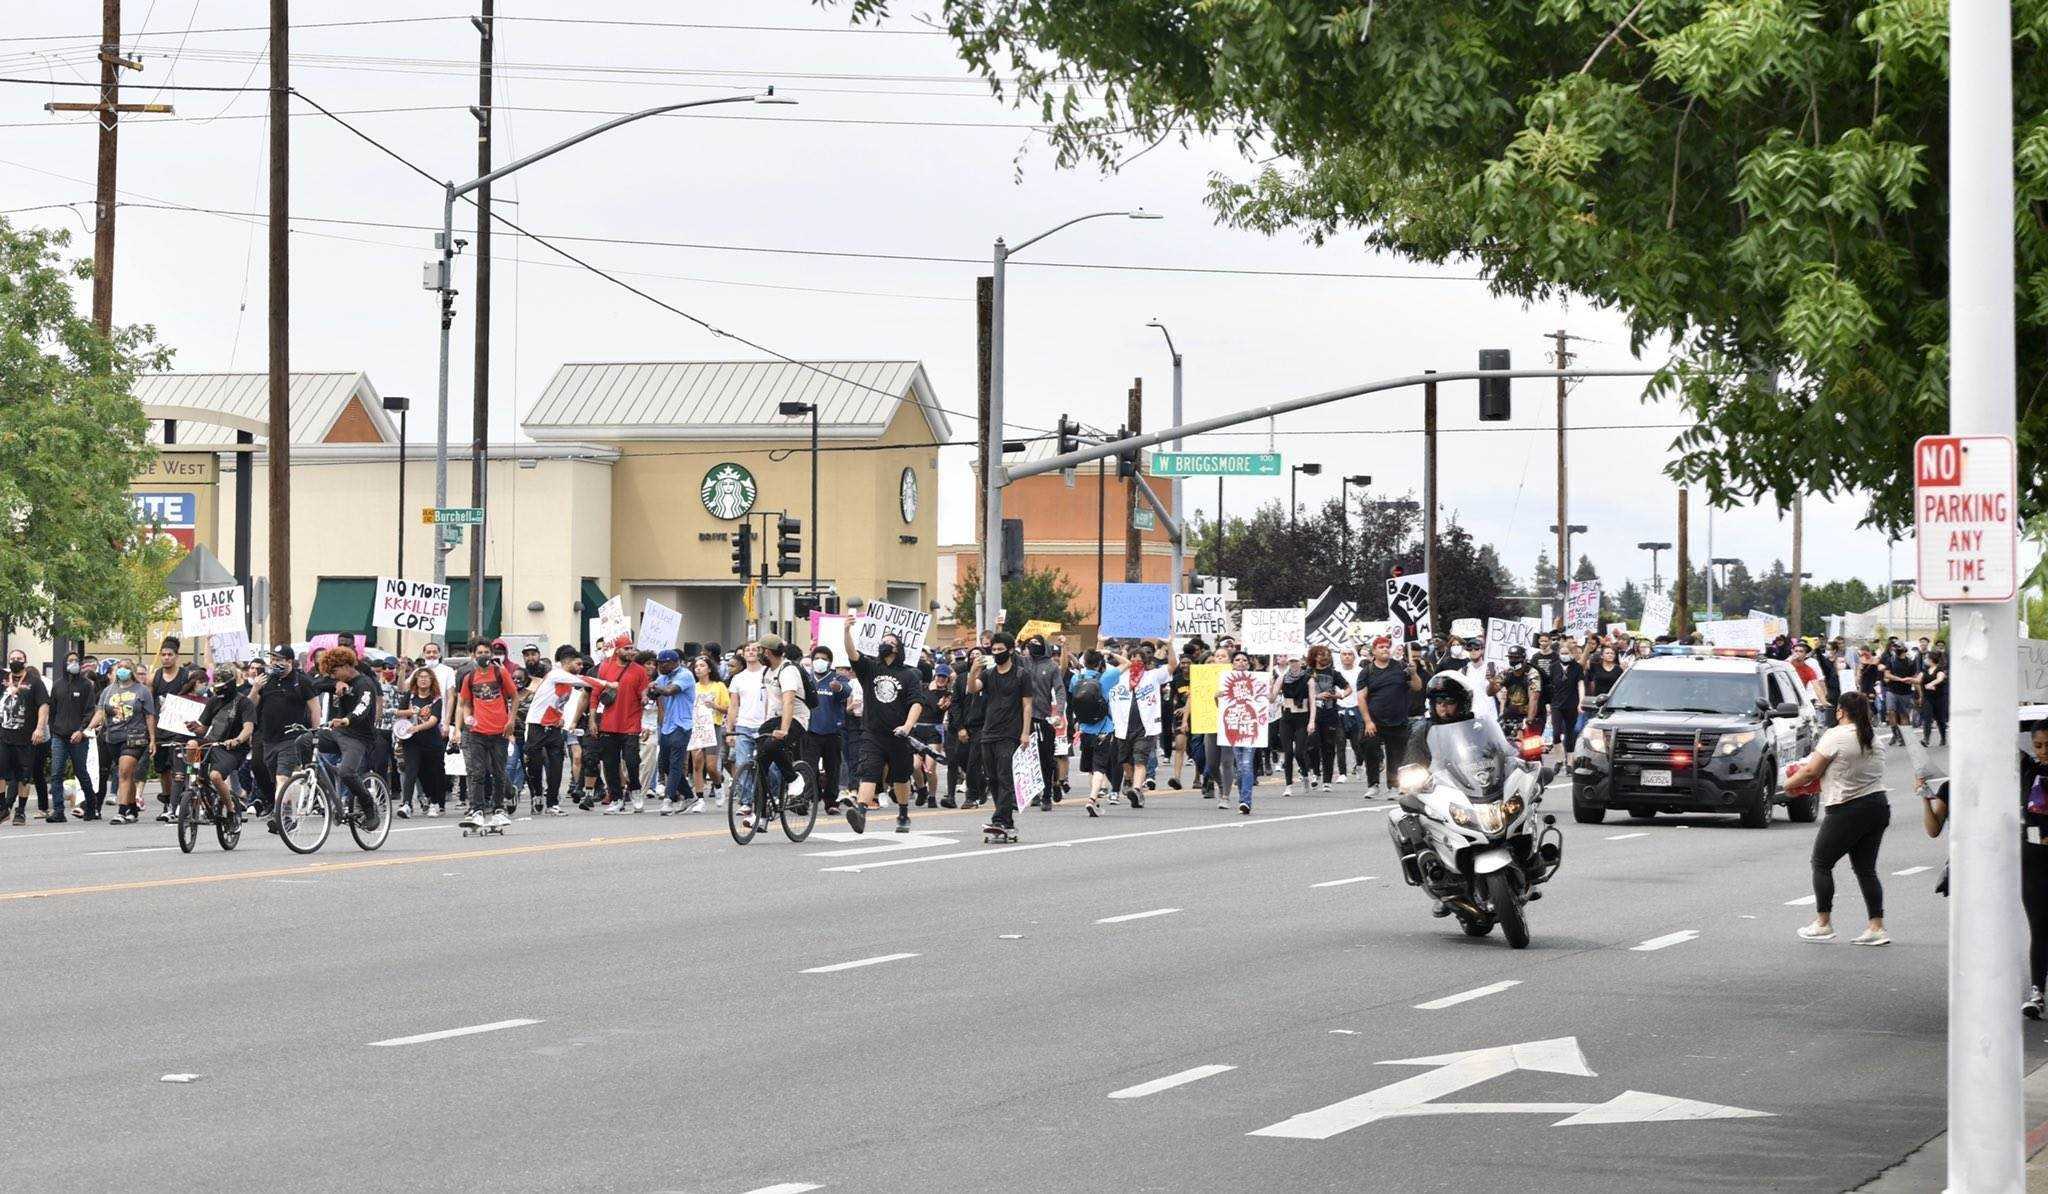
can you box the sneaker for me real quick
[486,811,510,830]
[1851,929,1891,947]
[684,797,705,815]
[357,801,382,831]
[395,804,411,819]
[1128,791,1144,809]
[531,803,544,817]
[1240,802,1252,815]
[153,810,169,823]
[1145,778,1158,791]
[1167,778,1183,791]
[845,801,868,834]
[2027,988,2044,1020]
[632,797,645,813]
[659,797,679,815]
[1086,798,1099,818]
[1106,791,1121,805]
[736,806,755,831]
[1282,784,1296,798]
[601,802,621,816]
[1796,922,1836,942]
[787,773,806,798]
[427,806,443,818]
[895,813,911,835]
[459,810,482,829]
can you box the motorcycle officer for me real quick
[1392,672,1517,914]
[1497,646,1546,741]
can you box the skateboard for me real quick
[463,824,507,838]
[983,825,1018,844]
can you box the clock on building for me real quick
[899,467,919,523]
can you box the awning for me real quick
[445,577,502,646]
[580,577,607,653]
[305,577,376,638]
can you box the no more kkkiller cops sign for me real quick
[1914,435,2017,603]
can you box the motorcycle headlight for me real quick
[1397,764,1433,795]
[1502,794,1524,820]
[1448,801,1477,829]
[1581,726,1607,755]
[1716,731,1757,757]
[1470,802,1506,834]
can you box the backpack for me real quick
[1070,675,1109,724]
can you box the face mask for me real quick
[475,654,494,667]
[879,644,898,660]
[267,663,288,678]
[1028,642,1046,659]
[7,660,22,673]
[66,662,80,675]
[115,667,133,682]
[809,658,829,675]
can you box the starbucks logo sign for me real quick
[699,462,757,520]
[899,467,919,524]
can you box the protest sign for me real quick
[1188,663,1223,735]
[1566,581,1602,637]
[638,598,682,653]
[210,630,255,664]
[1746,610,1790,639]
[1218,670,1272,748]
[1304,587,1357,650]
[1018,619,1063,643]
[1386,573,1432,639]
[1171,593,1231,645]
[1699,619,1769,651]
[157,693,208,738]
[1240,608,1307,656]
[180,584,244,639]
[1449,617,1483,640]
[1639,592,1674,640]
[373,577,452,636]
[808,612,852,659]
[593,594,630,644]
[1013,734,1046,804]
[852,600,932,655]
[1484,617,1537,669]
[1098,582,1173,639]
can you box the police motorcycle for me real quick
[1386,672,1563,949]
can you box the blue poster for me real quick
[1098,582,1173,639]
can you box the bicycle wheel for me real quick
[276,774,332,855]
[780,761,819,843]
[215,794,241,852]
[176,791,198,854]
[348,773,393,852]
[726,779,758,845]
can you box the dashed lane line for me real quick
[1096,908,1182,925]
[1784,895,1817,906]
[1108,1065,1236,1100]
[801,952,920,975]
[1414,980,1522,1010]
[1630,930,1701,952]
[1603,833,1648,841]
[1894,865,1932,877]
[1310,875,1376,888]
[368,1018,541,1048]
[821,807,1375,874]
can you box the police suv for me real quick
[1570,649,1823,827]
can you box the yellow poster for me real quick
[1018,619,1062,641]
[1189,663,1223,734]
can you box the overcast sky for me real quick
[2,0,1928,600]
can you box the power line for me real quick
[0,14,950,44]
[9,100,1073,132]
[0,73,268,91]
[0,16,461,43]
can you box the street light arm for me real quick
[451,92,767,199]
[1009,210,1144,256]
[1147,320,1180,362]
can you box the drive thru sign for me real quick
[1914,434,2017,603]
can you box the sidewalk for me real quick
[1857,1060,2048,1191]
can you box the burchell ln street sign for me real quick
[421,506,486,526]
[1914,434,2017,603]
[1148,452,1283,477]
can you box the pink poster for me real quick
[1218,671,1271,748]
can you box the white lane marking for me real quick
[800,952,920,974]
[87,846,178,856]
[1311,875,1376,888]
[1414,980,1522,1011]
[741,1185,823,1194]
[1096,907,1181,925]
[1630,930,1700,952]
[1603,832,1648,841]
[1784,894,1817,906]
[1108,1064,1236,1100]
[1893,865,1932,876]
[805,832,958,858]
[0,830,84,844]
[368,1018,541,1048]
[822,807,1372,873]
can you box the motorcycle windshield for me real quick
[1430,721,1509,802]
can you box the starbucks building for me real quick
[126,361,943,660]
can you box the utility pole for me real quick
[266,0,291,640]
[1423,370,1439,624]
[975,275,993,639]
[1673,488,1691,638]
[1553,329,1572,610]
[1124,378,1143,583]
[1788,495,1804,637]
[466,1,494,643]
[1949,0,2024,1184]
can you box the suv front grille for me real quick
[1612,730,1720,764]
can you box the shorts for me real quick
[153,742,186,776]
[113,738,148,762]
[203,746,248,780]
[1120,733,1159,774]
[857,733,915,786]
[0,741,34,783]
[1080,732,1118,780]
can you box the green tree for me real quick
[0,217,177,642]
[951,564,1086,635]
[832,0,2048,528]
[1615,578,1646,621]
[1573,553,1600,583]
[1529,549,1554,597]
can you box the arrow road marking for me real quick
[1414,980,1521,1010]
[1631,930,1700,952]
[1603,832,1648,840]
[1784,895,1817,906]
[1247,1036,1771,1140]
[1108,1064,1236,1099]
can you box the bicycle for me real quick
[174,741,242,854]
[274,726,392,855]
[727,735,818,846]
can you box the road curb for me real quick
[1853,1058,2048,1191]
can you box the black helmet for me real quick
[1506,646,1528,666]
[1425,672,1474,723]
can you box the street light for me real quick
[1636,540,1671,593]
[779,400,820,610]
[1339,473,1371,576]
[382,395,410,657]
[429,88,797,642]
[1708,555,1741,619]
[1145,319,1185,594]
[1550,523,1589,598]
[981,207,1163,635]
[1290,462,1323,530]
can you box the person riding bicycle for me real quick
[188,661,259,820]
[742,634,811,834]
[311,645,383,831]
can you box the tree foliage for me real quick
[0,218,176,642]
[952,563,1086,635]
[829,0,2048,528]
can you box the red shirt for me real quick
[459,662,517,736]
[1792,660,1818,686]
[597,657,651,735]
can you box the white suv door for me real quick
[1762,665,1810,756]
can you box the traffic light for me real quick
[730,523,753,578]
[1114,425,1138,480]
[1056,415,1081,456]
[1478,348,1511,421]
[776,515,802,575]
[1001,517,1025,582]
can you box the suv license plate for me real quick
[1639,769,1673,788]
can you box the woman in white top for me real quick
[1784,691,1891,945]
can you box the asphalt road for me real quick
[2,740,2028,1193]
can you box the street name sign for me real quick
[1914,434,2016,603]
[1148,452,1283,477]
[421,506,486,525]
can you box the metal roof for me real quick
[134,372,396,446]
[523,359,950,442]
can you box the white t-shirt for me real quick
[1814,724,1887,808]
[525,667,591,727]
[424,661,458,723]
[730,667,767,730]
[761,660,812,729]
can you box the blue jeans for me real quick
[49,735,97,813]
[1233,747,1258,807]
[658,727,692,800]
[731,725,759,808]
[507,733,526,795]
